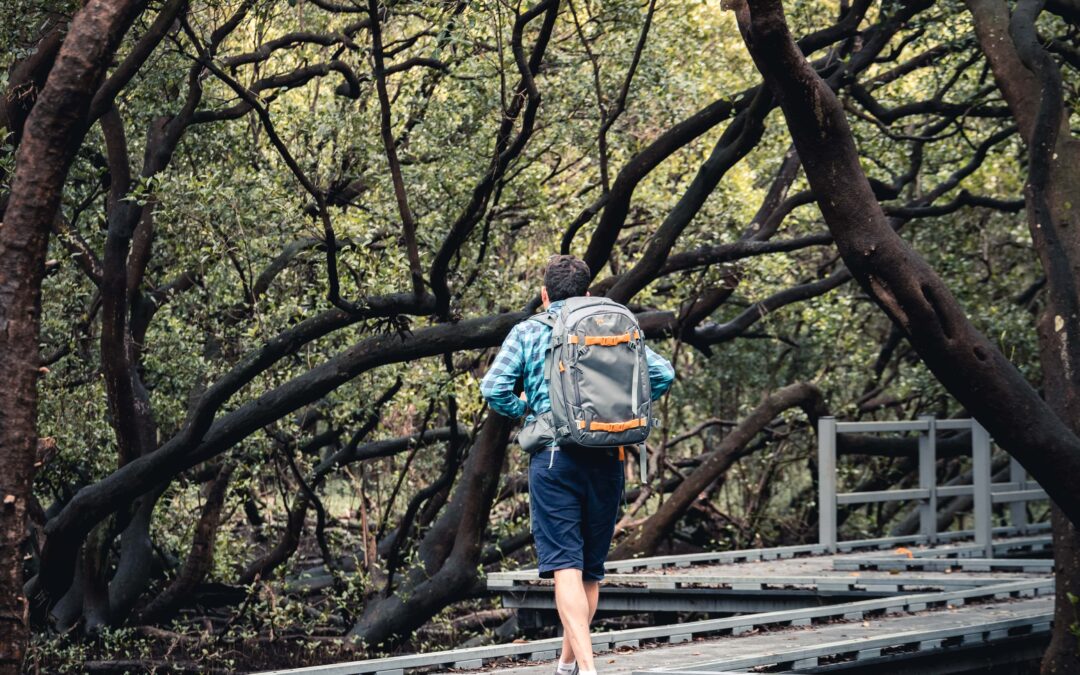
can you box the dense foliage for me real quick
[2,0,1078,670]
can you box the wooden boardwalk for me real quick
[485,596,1051,674]
[258,534,1053,675]
[260,419,1051,674]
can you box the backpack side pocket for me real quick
[517,411,556,454]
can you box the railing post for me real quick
[818,416,837,553]
[1009,457,1029,533]
[971,420,994,557]
[918,415,938,544]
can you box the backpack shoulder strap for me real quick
[527,313,558,330]
[527,312,560,385]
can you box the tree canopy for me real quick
[1,0,1078,671]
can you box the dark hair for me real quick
[543,255,591,301]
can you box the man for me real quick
[481,255,675,675]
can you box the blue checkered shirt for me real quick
[480,299,676,420]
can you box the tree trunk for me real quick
[963,1,1080,669]
[137,463,235,624]
[739,0,1080,665]
[238,493,312,586]
[0,0,142,668]
[1046,506,1080,672]
[734,0,1080,527]
[349,413,512,646]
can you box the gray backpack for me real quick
[522,296,656,450]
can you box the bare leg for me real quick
[557,574,600,665]
[555,570,599,670]
[559,580,599,665]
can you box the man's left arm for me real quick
[480,325,528,419]
[645,346,675,400]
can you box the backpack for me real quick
[529,296,656,448]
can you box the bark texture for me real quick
[964,1,1080,669]
[0,0,142,668]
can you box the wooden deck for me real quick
[257,534,1053,675]
[259,418,1053,674]
[486,595,1051,674]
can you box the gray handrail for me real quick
[817,416,1048,557]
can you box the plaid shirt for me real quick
[480,299,676,420]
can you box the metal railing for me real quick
[818,416,1048,557]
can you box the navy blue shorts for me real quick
[529,445,625,581]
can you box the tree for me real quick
[1,0,1073,669]
[0,0,147,668]
[734,0,1080,669]
[963,0,1080,668]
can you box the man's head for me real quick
[542,254,591,306]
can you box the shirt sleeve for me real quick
[481,325,528,419]
[645,345,675,400]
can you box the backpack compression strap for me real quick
[528,312,579,439]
